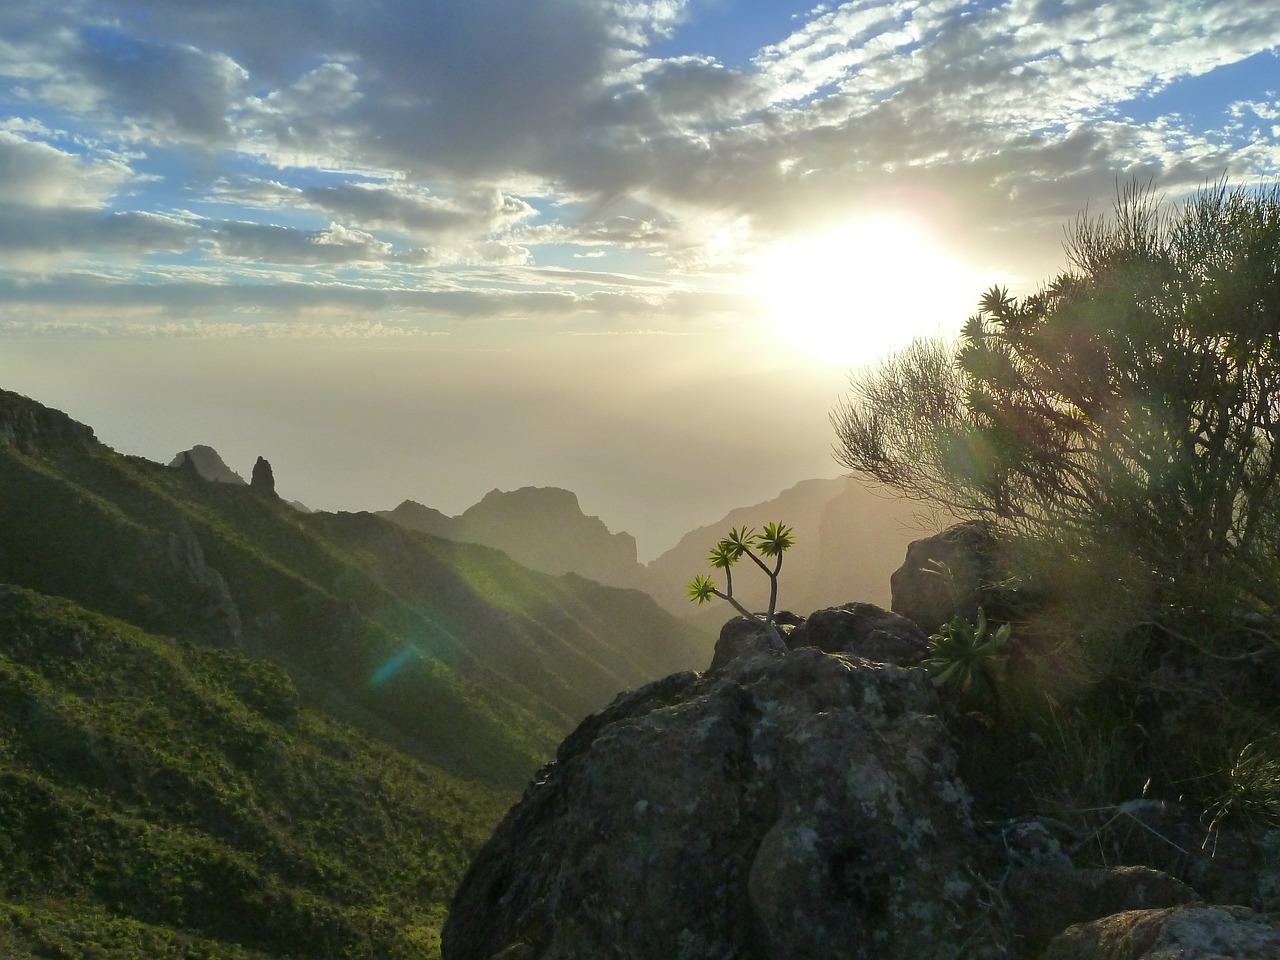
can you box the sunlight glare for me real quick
[746,216,983,366]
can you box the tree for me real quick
[688,522,795,650]
[833,181,1280,633]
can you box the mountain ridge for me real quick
[378,477,932,618]
[0,385,716,957]
[1,388,710,788]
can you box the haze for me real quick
[1,1,1276,557]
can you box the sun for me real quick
[744,215,984,366]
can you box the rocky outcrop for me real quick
[168,445,247,485]
[1042,904,1280,960]
[891,521,998,634]
[154,524,242,647]
[0,389,95,454]
[788,602,930,666]
[250,456,277,497]
[441,600,1280,959]
[1008,865,1196,954]
[442,609,1004,960]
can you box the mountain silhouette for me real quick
[646,476,937,617]
[382,486,662,594]
[168,444,247,484]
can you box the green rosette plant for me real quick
[923,607,1011,715]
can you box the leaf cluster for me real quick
[835,180,1280,630]
[924,608,1011,712]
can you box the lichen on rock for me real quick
[442,608,1004,960]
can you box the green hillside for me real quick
[0,388,711,787]
[0,585,509,958]
[0,387,713,957]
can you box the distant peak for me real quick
[168,445,246,485]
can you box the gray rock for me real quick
[891,522,996,634]
[1007,865,1196,952]
[442,644,1001,960]
[788,602,930,666]
[1042,904,1280,960]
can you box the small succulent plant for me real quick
[688,522,794,650]
[923,607,1010,712]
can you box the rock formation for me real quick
[442,606,1005,960]
[250,456,277,497]
[1042,905,1280,960]
[168,444,247,485]
[0,389,95,453]
[442,603,1280,959]
[890,521,998,634]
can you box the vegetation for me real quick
[687,523,795,648]
[0,585,510,958]
[0,394,709,788]
[924,608,1011,716]
[833,180,1280,832]
[835,180,1280,631]
[0,386,713,957]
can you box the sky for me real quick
[0,0,1277,559]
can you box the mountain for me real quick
[0,386,714,957]
[382,486,660,595]
[383,477,936,622]
[646,476,937,617]
[169,444,246,484]
[0,389,711,787]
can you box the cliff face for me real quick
[0,390,95,454]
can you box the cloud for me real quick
[0,204,196,255]
[207,221,396,265]
[301,183,536,241]
[75,28,247,143]
[0,131,133,207]
[0,0,1278,336]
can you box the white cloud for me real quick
[0,131,133,207]
[0,0,1277,335]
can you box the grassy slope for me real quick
[0,387,713,957]
[0,389,711,788]
[0,586,510,959]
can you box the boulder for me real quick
[788,602,930,666]
[891,521,996,634]
[1007,865,1196,953]
[1042,904,1280,960]
[706,611,801,672]
[442,627,1004,960]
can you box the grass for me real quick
[0,585,511,959]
